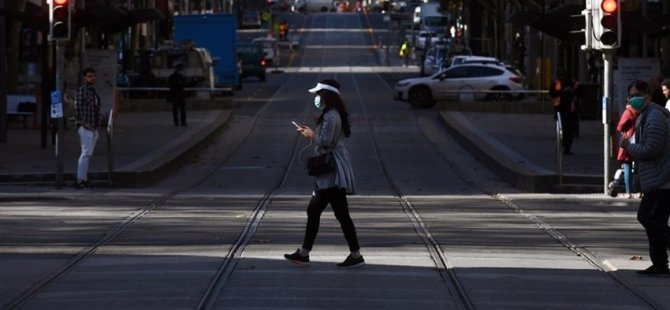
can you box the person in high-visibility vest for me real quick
[278,21,288,41]
[399,40,410,66]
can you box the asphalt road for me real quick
[1,12,668,310]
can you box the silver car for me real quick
[393,63,526,108]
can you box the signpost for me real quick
[48,0,73,189]
[583,0,621,194]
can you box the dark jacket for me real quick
[622,103,670,192]
[549,78,583,115]
[167,70,186,103]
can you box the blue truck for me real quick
[173,14,238,90]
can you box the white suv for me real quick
[451,55,502,66]
[393,63,526,108]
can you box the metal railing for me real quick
[555,112,563,184]
[436,89,549,96]
[116,86,235,99]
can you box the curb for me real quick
[0,109,233,188]
[438,110,601,193]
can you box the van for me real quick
[237,42,267,81]
[417,2,449,34]
[147,45,216,88]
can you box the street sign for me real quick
[50,90,63,118]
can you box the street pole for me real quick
[54,41,65,189]
[602,51,613,194]
[0,0,7,143]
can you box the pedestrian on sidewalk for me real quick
[399,40,410,67]
[284,79,364,269]
[661,78,670,111]
[620,80,670,276]
[650,75,666,107]
[611,96,642,198]
[73,67,107,189]
[167,64,187,126]
[550,69,583,155]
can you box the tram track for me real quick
[3,12,663,310]
[4,67,312,310]
[382,89,662,309]
[346,72,476,310]
[355,68,664,309]
[196,14,335,309]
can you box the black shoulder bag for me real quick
[306,128,340,176]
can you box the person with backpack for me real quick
[620,80,670,275]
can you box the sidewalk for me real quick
[0,108,231,187]
[439,110,606,193]
[0,106,607,193]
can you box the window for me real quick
[441,66,470,79]
[468,66,503,78]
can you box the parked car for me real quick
[237,42,267,81]
[241,10,262,29]
[294,0,335,12]
[390,0,408,12]
[393,63,526,108]
[251,37,277,66]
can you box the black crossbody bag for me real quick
[306,128,340,176]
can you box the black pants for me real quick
[562,112,577,153]
[302,187,360,252]
[637,188,670,267]
[172,100,186,125]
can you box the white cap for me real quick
[308,83,340,95]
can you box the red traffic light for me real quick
[601,0,617,13]
[50,0,71,40]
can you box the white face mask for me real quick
[313,96,323,110]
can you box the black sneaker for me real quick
[337,254,365,268]
[75,180,95,190]
[284,249,309,266]
[636,265,670,275]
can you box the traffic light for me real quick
[49,0,72,41]
[595,0,620,49]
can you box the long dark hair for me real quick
[316,80,351,137]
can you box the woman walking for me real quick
[284,79,364,268]
[612,94,642,198]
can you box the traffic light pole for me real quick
[602,51,614,194]
[54,41,65,189]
